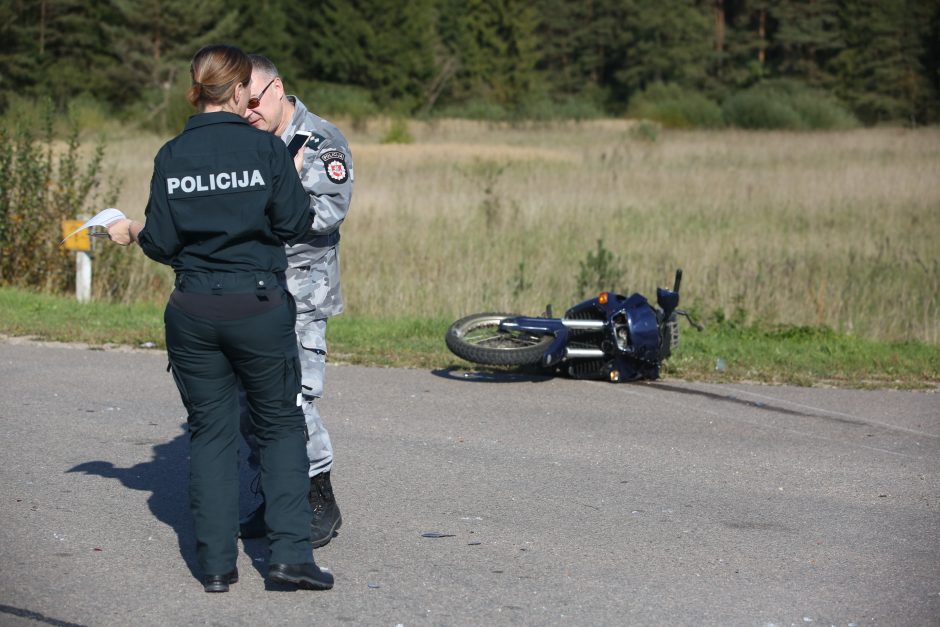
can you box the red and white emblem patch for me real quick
[327,160,346,181]
[319,150,349,184]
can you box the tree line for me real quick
[1,0,939,129]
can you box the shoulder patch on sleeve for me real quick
[320,150,348,184]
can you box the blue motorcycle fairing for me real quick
[622,294,660,363]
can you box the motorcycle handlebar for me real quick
[673,269,683,293]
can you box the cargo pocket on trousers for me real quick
[297,327,326,397]
[166,360,193,415]
[284,354,303,408]
[283,355,309,442]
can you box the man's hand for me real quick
[293,146,306,174]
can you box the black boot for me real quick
[267,562,333,590]
[309,471,342,548]
[203,568,238,593]
[238,500,266,539]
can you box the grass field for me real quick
[97,119,940,344]
[3,287,938,389]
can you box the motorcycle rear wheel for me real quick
[445,312,553,366]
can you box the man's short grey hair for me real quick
[247,54,279,79]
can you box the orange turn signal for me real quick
[598,292,609,305]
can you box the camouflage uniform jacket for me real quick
[280,96,354,318]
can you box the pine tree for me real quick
[106,0,240,124]
[289,0,436,111]
[0,1,120,108]
[0,1,44,101]
[361,0,438,110]
[611,0,713,102]
[230,0,296,81]
[721,0,773,88]
[535,0,626,98]
[290,0,374,87]
[831,0,937,123]
[439,0,540,109]
[768,0,842,87]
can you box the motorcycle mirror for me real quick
[657,287,679,317]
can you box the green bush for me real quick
[518,94,606,121]
[789,90,859,130]
[1,94,49,134]
[628,119,662,142]
[67,94,117,136]
[722,91,805,129]
[380,117,413,144]
[576,239,624,297]
[91,243,172,305]
[0,112,118,294]
[627,83,724,129]
[723,81,858,130]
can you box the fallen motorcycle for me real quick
[445,269,702,382]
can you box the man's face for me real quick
[243,72,284,135]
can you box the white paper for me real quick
[61,208,127,244]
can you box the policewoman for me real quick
[106,44,333,593]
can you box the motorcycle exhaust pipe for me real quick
[565,347,605,358]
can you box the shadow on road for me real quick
[645,381,840,421]
[66,424,296,584]
[431,366,554,384]
[66,425,200,580]
[0,603,87,627]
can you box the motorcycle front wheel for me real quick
[445,312,553,366]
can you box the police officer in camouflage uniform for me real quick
[237,54,352,548]
[106,44,333,593]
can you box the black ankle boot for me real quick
[309,471,342,548]
[203,568,238,593]
[267,562,333,590]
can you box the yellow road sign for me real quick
[61,220,92,251]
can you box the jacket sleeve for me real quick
[136,159,181,266]
[267,139,312,246]
[299,130,353,235]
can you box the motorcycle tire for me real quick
[445,312,554,366]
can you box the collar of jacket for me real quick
[183,111,251,131]
[284,95,317,139]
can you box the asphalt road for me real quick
[0,337,938,627]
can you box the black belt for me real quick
[174,271,287,294]
[303,231,340,248]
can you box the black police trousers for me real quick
[164,287,313,576]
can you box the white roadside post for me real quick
[60,218,93,303]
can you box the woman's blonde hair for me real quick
[187,44,251,108]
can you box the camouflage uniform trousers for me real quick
[294,315,333,476]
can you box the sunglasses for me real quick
[247,77,277,109]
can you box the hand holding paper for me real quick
[60,208,127,244]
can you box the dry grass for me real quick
[98,120,940,343]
